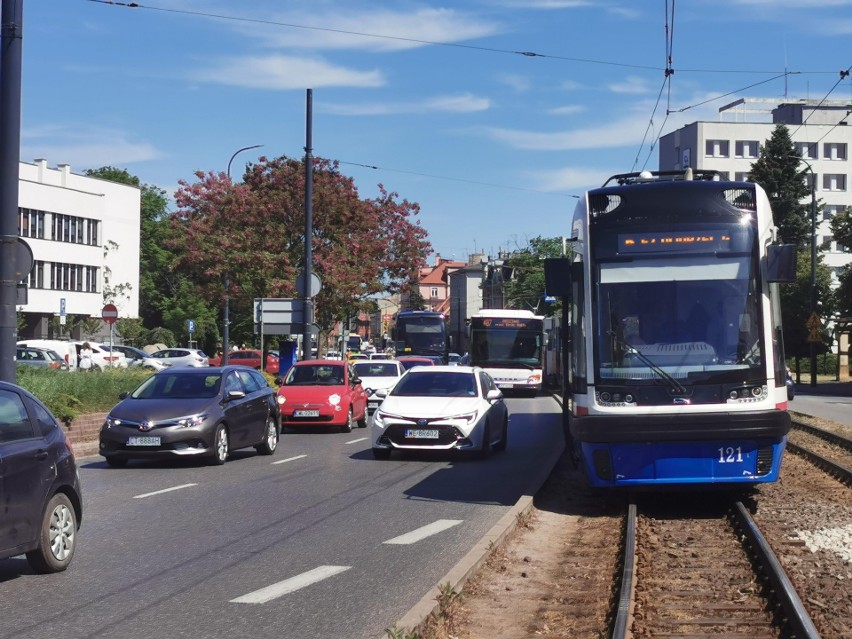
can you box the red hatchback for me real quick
[275,360,368,432]
[209,349,280,375]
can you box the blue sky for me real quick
[22,0,852,263]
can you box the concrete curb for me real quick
[382,393,565,638]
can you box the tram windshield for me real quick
[595,254,764,385]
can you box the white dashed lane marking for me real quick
[344,437,368,445]
[230,566,352,604]
[383,519,464,545]
[272,454,308,465]
[133,483,197,499]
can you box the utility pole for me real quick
[302,89,314,360]
[0,0,24,383]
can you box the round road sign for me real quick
[102,303,119,325]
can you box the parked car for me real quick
[396,356,438,370]
[0,380,82,573]
[16,340,78,369]
[370,366,508,460]
[70,341,128,370]
[208,349,279,374]
[148,348,209,368]
[275,359,368,433]
[15,346,69,371]
[353,360,406,413]
[448,352,462,366]
[99,366,280,467]
[101,344,168,371]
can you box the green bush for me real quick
[15,366,154,424]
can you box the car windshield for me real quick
[284,364,345,385]
[392,371,477,397]
[354,362,400,377]
[132,373,222,399]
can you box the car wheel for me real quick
[356,407,368,429]
[475,421,492,460]
[340,407,353,433]
[210,424,229,465]
[25,493,77,574]
[105,456,128,468]
[493,416,508,452]
[372,447,391,460]
[256,415,279,455]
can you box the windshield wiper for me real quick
[607,331,687,394]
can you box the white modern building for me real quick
[17,159,141,339]
[659,98,852,285]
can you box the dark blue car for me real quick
[0,381,82,573]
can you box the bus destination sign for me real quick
[618,230,731,254]
[476,317,538,329]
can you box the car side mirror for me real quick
[226,390,246,401]
[119,391,130,400]
[274,377,283,386]
[486,389,503,401]
[351,377,361,385]
[375,388,389,398]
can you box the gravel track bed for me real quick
[749,453,852,639]
[788,428,852,469]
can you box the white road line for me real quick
[344,437,368,445]
[272,454,308,465]
[132,483,197,499]
[230,565,351,604]
[383,519,464,545]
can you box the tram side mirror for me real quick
[544,258,573,300]
[766,244,797,283]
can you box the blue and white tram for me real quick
[545,170,797,487]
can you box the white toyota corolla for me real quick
[370,366,509,459]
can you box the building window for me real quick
[18,208,46,239]
[52,213,99,245]
[795,142,818,159]
[823,174,847,191]
[705,140,729,158]
[823,142,847,161]
[734,171,749,182]
[823,204,845,221]
[716,171,729,180]
[430,287,439,298]
[735,140,759,158]
[803,173,818,191]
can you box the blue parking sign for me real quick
[188,319,195,333]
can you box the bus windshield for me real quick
[470,326,543,369]
[394,316,446,357]
[595,254,764,385]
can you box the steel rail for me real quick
[610,503,636,639]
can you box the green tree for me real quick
[171,156,430,345]
[829,208,852,317]
[503,236,565,316]
[747,127,835,360]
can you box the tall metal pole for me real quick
[0,0,23,383]
[222,144,262,365]
[302,89,314,361]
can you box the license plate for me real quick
[498,382,514,388]
[404,429,440,439]
[127,436,161,446]
[294,410,320,417]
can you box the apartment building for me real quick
[17,159,141,339]
[659,98,852,285]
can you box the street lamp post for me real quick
[222,144,263,365]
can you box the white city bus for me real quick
[468,309,545,396]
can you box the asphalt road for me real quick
[0,396,563,639]
[788,391,852,427]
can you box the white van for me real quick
[17,340,78,369]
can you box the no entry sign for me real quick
[102,303,118,325]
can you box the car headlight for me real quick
[277,395,286,405]
[176,414,207,428]
[373,409,401,428]
[105,416,122,428]
[454,411,479,425]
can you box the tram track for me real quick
[788,420,852,486]
[611,498,819,639]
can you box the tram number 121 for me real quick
[717,446,744,463]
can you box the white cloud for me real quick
[497,73,532,93]
[195,55,384,89]
[322,93,491,116]
[22,124,162,168]
[548,105,586,116]
[609,75,653,94]
[244,8,501,52]
[526,166,613,192]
